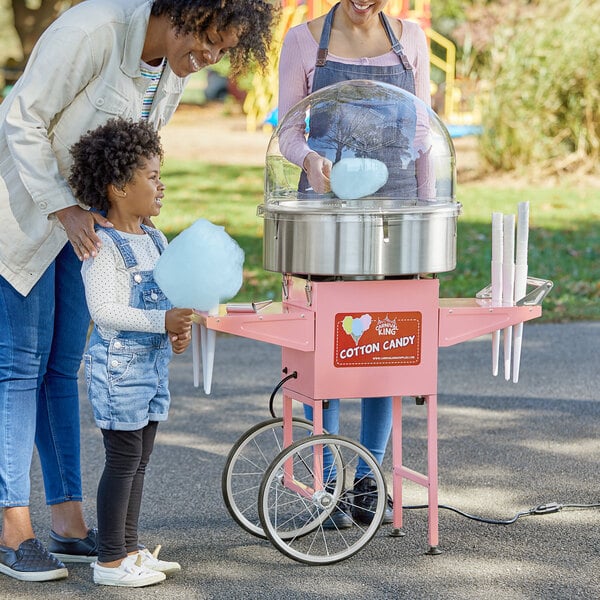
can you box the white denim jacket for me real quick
[0,0,187,295]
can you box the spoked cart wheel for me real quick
[258,434,387,565]
[222,417,317,538]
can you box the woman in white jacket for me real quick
[0,0,276,583]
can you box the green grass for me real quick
[442,186,600,322]
[156,158,600,322]
[155,160,281,301]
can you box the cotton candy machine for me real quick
[259,80,460,277]
[192,80,553,566]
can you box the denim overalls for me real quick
[299,2,418,199]
[84,225,173,431]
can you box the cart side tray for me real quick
[438,299,541,347]
[203,302,315,351]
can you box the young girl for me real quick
[68,118,194,587]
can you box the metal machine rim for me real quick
[257,434,386,565]
[221,417,316,539]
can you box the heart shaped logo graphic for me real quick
[341,314,372,345]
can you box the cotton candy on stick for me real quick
[154,219,244,394]
[491,212,503,376]
[502,213,515,381]
[512,202,529,383]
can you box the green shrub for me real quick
[478,0,600,175]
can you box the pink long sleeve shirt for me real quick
[278,19,432,170]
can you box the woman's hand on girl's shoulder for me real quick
[55,205,113,261]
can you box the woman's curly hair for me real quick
[151,0,280,75]
[68,118,163,213]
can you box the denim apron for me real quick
[84,225,173,431]
[299,2,417,198]
[300,4,417,478]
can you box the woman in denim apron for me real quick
[278,1,432,528]
[299,3,417,199]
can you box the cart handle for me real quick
[476,276,553,306]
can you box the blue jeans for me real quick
[304,396,393,480]
[0,244,90,507]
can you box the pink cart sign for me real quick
[333,311,422,368]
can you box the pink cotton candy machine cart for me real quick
[196,81,553,565]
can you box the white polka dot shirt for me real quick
[81,229,168,338]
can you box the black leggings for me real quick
[97,421,158,563]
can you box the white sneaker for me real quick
[92,554,166,587]
[137,547,181,575]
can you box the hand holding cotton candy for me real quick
[153,219,244,310]
[330,157,389,200]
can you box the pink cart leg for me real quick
[391,396,405,537]
[426,394,442,554]
[283,393,294,448]
[283,394,325,492]
[311,399,324,490]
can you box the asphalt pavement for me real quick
[3,320,599,599]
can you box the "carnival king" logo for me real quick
[375,315,398,337]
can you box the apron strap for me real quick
[315,2,337,67]
[315,4,412,70]
[379,12,413,70]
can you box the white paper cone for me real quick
[491,259,503,377]
[491,213,504,377]
[503,326,513,381]
[512,202,530,383]
[191,323,201,388]
[502,214,515,381]
[201,306,219,395]
[492,332,500,377]
[512,261,528,383]
[512,324,523,383]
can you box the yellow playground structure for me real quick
[244,1,465,132]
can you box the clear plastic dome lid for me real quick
[265,79,456,208]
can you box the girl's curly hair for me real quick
[68,118,163,213]
[151,0,280,75]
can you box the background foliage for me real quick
[0,2,597,322]
[4,0,598,181]
[477,0,600,175]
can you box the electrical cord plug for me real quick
[403,501,575,525]
[531,502,562,515]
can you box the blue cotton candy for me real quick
[330,157,389,200]
[154,219,244,310]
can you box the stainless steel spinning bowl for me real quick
[259,199,461,277]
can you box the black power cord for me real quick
[266,378,599,525]
[268,370,298,418]
[401,501,600,524]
